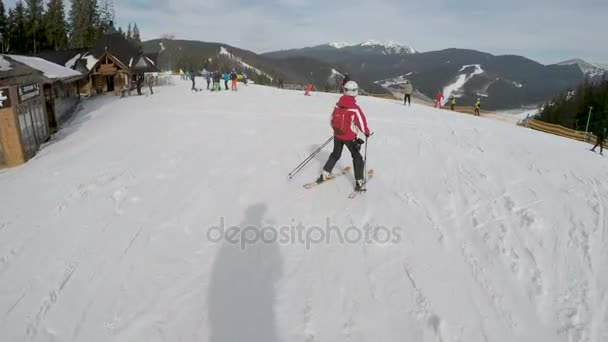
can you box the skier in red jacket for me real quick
[435,91,444,108]
[317,81,371,191]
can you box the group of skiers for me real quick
[299,71,607,196]
[402,81,482,115]
[188,69,248,92]
[431,90,481,115]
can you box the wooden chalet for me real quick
[36,22,158,97]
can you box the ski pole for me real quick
[363,132,374,191]
[289,141,327,177]
[288,136,333,179]
[288,139,330,179]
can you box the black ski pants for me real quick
[323,137,364,181]
[404,94,411,105]
[592,137,605,153]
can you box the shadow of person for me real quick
[208,203,283,342]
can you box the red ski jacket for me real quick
[330,95,370,141]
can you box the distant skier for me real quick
[242,72,248,85]
[474,98,481,116]
[205,72,211,90]
[191,72,197,91]
[223,72,230,90]
[213,71,222,91]
[435,91,444,108]
[304,83,313,96]
[317,81,371,192]
[403,81,413,106]
[278,78,284,88]
[305,72,314,96]
[340,74,352,93]
[590,127,607,155]
[230,69,238,91]
[450,96,456,111]
[147,74,154,95]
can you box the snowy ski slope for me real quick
[0,79,607,342]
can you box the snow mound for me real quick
[0,79,607,342]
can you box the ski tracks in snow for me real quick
[402,263,449,342]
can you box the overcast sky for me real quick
[5,0,607,64]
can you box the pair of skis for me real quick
[302,166,375,198]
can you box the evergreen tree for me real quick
[126,22,132,40]
[98,0,114,33]
[0,0,7,53]
[132,22,141,48]
[69,0,99,48]
[69,0,84,47]
[118,26,123,36]
[539,77,608,133]
[8,1,27,53]
[45,0,68,50]
[25,0,45,53]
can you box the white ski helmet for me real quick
[344,81,359,97]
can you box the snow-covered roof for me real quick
[7,55,83,81]
[0,56,12,71]
[84,54,99,71]
[65,53,82,69]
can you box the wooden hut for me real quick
[0,55,83,168]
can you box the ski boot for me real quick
[316,171,331,184]
[354,179,366,192]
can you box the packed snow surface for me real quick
[1,78,607,342]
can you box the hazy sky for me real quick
[5,0,607,64]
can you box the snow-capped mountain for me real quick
[557,58,608,78]
[326,40,417,55]
[264,46,586,110]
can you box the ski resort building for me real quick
[0,55,84,168]
[36,22,158,97]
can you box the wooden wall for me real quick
[0,86,25,167]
